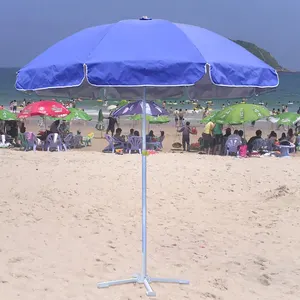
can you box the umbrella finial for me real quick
[139,16,152,20]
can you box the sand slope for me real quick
[0,150,299,300]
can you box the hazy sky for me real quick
[0,0,299,70]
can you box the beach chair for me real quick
[24,132,38,151]
[112,136,127,151]
[0,134,10,148]
[46,133,67,151]
[225,137,241,156]
[251,138,266,152]
[73,135,83,148]
[147,135,165,150]
[280,144,295,157]
[104,134,115,153]
[128,136,142,154]
[64,133,74,149]
[238,144,248,157]
[18,133,28,150]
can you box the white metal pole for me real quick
[141,87,147,279]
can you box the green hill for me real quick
[233,40,287,71]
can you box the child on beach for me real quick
[177,121,193,151]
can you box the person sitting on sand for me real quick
[221,128,231,155]
[128,128,134,137]
[226,129,242,143]
[265,131,278,151]
[287,128,295,144]
[238,130,247,145]
[20,122,26,134]
[247,130,263,152]
[50,120,60,133]
[279,132,287,142]
[114,128,125,142]
[146,130,155,142]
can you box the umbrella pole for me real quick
[98,88,189,296]
[141,87,148,279]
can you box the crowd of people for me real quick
[176,118,298,156]
[201,122,297,155]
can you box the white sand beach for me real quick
[0,150,299,300]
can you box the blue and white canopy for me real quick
[16,18,279,100]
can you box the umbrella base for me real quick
[97,273,189,297]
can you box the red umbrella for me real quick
[18,100,70,118]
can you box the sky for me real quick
[0,0,299,70]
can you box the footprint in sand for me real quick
[258,274,271,286]
[210,278,228,291]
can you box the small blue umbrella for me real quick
[15,17,279,296]
[112,100,168,117]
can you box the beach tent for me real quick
[15,17,279,296]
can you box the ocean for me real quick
[1,68,300,116]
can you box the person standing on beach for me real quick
[178,109,184,127]
[106,112,118,136]
[202,121,215,154]
[12,100,17,113]
[177,121,193,151]
[174,109,179,127]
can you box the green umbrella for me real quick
[212,104,270,125]
[119,100,128,107]
[50,108,92,121]
[200,110,219,124]
[149,116,170,124]
[0,109,18,121]
[98,109,104,122]
[269,112,300,126]
[129,115,170,124]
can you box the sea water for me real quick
[1,68,300,114]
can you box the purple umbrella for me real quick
[112,100,168,117]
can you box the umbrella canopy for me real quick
[50,108,92,121]
[269,112,300,125]
[0,109,18,121]
[130,115,170,124]
[212,104,270,125]
[16,18,278,100]
[18,100,70,118]
[112,100,168,117]
[119,100,128,107]
[149,116,170,124]
[200,111,219,124]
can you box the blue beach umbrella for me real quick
[15,17,279,296]
[112,100,168,117]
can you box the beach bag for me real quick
[238,144,248,158]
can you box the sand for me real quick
[0,148,300,300]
